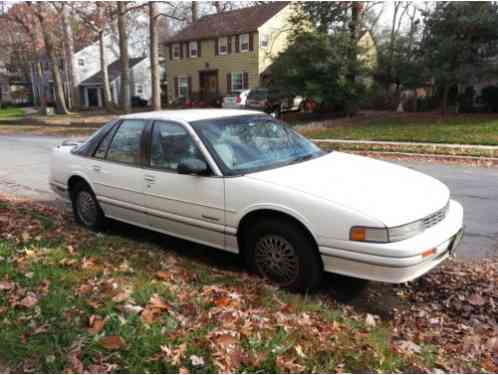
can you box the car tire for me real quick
[71,181,106,231]
[245,218,323,293]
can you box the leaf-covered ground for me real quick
[0,193,496,373]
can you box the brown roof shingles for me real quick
[165,2,289,44]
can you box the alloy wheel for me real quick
[77,191,98,227]
[254,235,300,286]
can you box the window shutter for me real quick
[188,76,192,98]
[227,37,232,54]
[169,45,173,60]
[186,42,190,58]
[226,73,231,92]
[179,43,184,59]
[197,41,201,57]
[249,33,254,51]
[174,77,179,97]
[235,35,240,53]
[214,38,219,56]
[243,72,249,89]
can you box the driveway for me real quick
[0,134,497,259]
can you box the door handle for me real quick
[92,165,101,172]
[144,175,156,183]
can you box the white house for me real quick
[30,34,156,108]
[79,56,154,107]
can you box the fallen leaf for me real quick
[190,355,205,367]
[88,315,105,335]
[468,293,485,306]
[295,344,307,358]
[396,340,421,354]
[19,294,38,308]
[156,271,170,280]
[123,304,143,315]
[276,355,305,373]
[112,290,131,303]
[99,336,125,350]
[365,313,377,327]
[0,280,14,290]
[21,231,31,242]
[149,294,171,310]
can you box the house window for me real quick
[178,76,189,97]
[78,59,85,67]
[136,84,144,95]
[260,33,269,48]
[218,37,228,55]
[231,72,243,91]
[172,44,181,60]
[189,41,198,57]
[239,34,249,52]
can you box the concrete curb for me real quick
[347,150,498,167]
[314,139,498,158]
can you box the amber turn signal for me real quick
[350,228,366,241]
[422,248,436,257]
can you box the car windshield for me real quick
[190,115,324,175]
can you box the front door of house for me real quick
[199,71,218,99]
[87,88,99,107]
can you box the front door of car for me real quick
[143,120,225,249]
[89,119,147,225]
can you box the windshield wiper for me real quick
[290,154,315,164]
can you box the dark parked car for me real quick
[132,96,148,108]
[245,88,305,117]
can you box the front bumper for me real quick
[49,180,71,204]
[319,199,464,283]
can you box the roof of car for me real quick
[120,109,264,122]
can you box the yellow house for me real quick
[164,2,293,101]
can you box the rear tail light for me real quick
[236,96,241,103]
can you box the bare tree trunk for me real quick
[99,31,114,112]
[118,2,131,113]
[149,2,161,110]
[346,2,361,117]
[191,1,199,22]
[213,1,222,14]
[36,62,47,114]
[62,4,80,110]
[34,4,69,114]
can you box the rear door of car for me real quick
[88,119,147,225]
[142,120,226,250]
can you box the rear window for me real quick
[248,89,268,100]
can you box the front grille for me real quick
[422,202,449,229]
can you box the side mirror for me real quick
[177,158,209,176]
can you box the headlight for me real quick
[350,227,389,243]
[388,220,425,242]
[351,221,425,243]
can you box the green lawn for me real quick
[301,114,498,145]
[0,107,24,119]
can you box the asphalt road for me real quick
[0,134,497,259]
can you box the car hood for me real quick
[247,152,450,227]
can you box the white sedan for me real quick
[50,109,464,292]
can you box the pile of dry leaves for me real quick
[392,259,498,372]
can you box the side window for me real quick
[150,121,204,172]
[106,120,145,165]
[93,124,117,159]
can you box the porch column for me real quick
[83,87,89,107]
